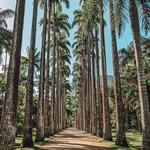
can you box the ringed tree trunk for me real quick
[0,0,26,148]
[100,10,112,141]
[50,0,56,136]
[44,0,51,138]
[59,53,62,131]
[95,29,103,137]
[88,32,93,134]
[129,1,150,149]
[85,38,90,133]
[84,38,88,132]
[91,37,97,135]
[87,32,92,133]
[59,56,63,131]
[35,0,47,142]
[22,0,38,147]
[81,48,86,131]
[109,0,128,147]
[78,63,83,130]
[55,45,60,133]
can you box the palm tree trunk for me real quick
[1,0,26,148]
[81,53,86,131]
[129,1,150,149]
[55,46,59,133]
[109,0,128,147]
[100,11,112,141]
[58,50,61,132]
[44,0,51,138]
[35,0,47,142]
[87,33,91,132]
[50,1,56,135]
[22,0,38,147]
[95,29,103,137]
[59,58,63,131]
[84,40,89,132]
[91,40,97,135]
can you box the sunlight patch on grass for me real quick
[15,129,54,149]
[103,129,142,150]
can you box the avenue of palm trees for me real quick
[0,0,150,149]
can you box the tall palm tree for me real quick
[44,0,52,138]
[50,1,70,133]
[100,5,112,141]
[35,0,47,142]
[91,34,97,135]
[129,1,150,149]
[108,0,128,147]
[95,29,103,137]
[22,0,38,147]
[50,0,56,135]
[0,0,26,148]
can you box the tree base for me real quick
[116,132,128,147]
[142,129,150,150]
[35,131,44,142]
[103,134,113,141]
[22,137,34,148]
[22,128,34,147]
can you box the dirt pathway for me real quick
[39,128,111,150]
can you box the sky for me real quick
[1,0,146,75]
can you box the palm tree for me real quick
[35,0,47,142]
[22,0,38,147]
[0,8,14,37]
[128,1,150,149]
[91,34,97,135]
[95,29,103,137]
[108,0,128,147]
[44,0,52,138]
[50,1,70,133]
[50,0,56,135]
[0,8,14,77]
[100,5,112,141]
[0,0,26,148]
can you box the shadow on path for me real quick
[39,128,111,150]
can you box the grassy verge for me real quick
[15,129,54,150]
[102,130,142,150]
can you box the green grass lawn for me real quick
[16,136,53,150]
[15,129,52,150]
[103,130,142,150]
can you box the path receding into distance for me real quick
[39,128,111,150]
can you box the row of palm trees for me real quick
[0,0,71,148]
[72,0,150,149]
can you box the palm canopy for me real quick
[53,12,71,36]
[0,8,14,28]
[114,0,150,37]
[0,8,14,63]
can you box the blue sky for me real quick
[1,0,147,75]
